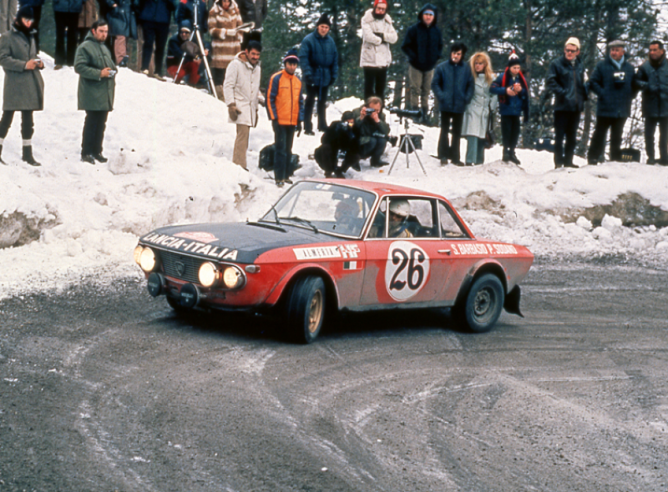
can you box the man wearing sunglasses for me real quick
[546,37,587,169]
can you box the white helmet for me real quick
[389,199,410,217]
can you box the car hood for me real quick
[139,222,335,263]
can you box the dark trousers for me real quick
[273,121,295,181]
[501,115,521,151]
[0,110,34,140]
[554,111,580,166]
[303,84,329,132]
[54,11,79,66]
[359,136,387,165]
[140,21,170,74]
[363,67,387,102]
[437,111,463,162]
[645,116,668,161]
[588,116,626,162]
[82,110,109,156]
[212,67,226,86]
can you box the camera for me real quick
[388,107,422,120]
[613,71,625,83]
[365,108,376,114]
[108,69,117,77]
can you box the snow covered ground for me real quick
[1,57,667,300]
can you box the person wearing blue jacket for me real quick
[401,3,442,115]
[490,53,530,164]
[298,14,338,135]
[137,0,176,79]
[587,40,636,164]
[431,42,474,165]
[53,0,84,69]
[176,0,207,33]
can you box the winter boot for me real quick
[22,143,41,166]
[502,148,511,163]
[509,151,521,165]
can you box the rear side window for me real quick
[438,201,468,238]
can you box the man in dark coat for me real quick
[237,0,265,47]
[314,111,358,177]
[74,19,117,164]
[137,0,176,79]
[546,37,588,168]
[105,0,138,65]
[53,0,84,69]
[298,14,338,135]
[401,3,442,116]
[587,40,636,164]
[431,42,474,164]
[166,20,201,85]
[0,6,44,165]
[352,96,391,168]
[634,40,668,165]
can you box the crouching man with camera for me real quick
[75,20,117,165]
[352,96,393,168]
[587,40,636,164]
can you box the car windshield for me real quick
[260,182,376,238]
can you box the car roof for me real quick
[304,179,447,200]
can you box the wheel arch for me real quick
[271,265,340,313]
[454,260,509,308]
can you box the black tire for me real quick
[285,276,326,344]
[459,274,505,333]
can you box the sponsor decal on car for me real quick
[451,242,518,255]
[141,232,238,260]
[174,231,219,243]
[293,244,361,260]
[385,241,430,301]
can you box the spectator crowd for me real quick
[0,0,667,184]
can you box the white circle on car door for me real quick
[385,241,430,301]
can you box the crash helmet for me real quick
[389,199,410,218]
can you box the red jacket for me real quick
[267,69,303,126]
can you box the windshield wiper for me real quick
[285,216,319,233]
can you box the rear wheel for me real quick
[458,274,505,333]
[285,276,326,344]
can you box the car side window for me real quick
[405,199,435,238]
[367,198,437,239]
[438,201,467,238]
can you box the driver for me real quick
[388,199,412,238]
[334,198,361,235]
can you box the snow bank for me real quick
[0,60,667,299]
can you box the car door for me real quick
[359,196,454,306]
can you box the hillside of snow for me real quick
[1,57,667,299]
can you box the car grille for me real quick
[158,250,203,283]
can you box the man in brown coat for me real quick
[0,6,44,166]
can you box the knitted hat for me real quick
[608,40,625,49]
[15,5,34,21]
[507,52,521,68]
[283,48,300,64]
[565,37,580,50]
[316,14,331,27]
[179,20,192,32]
[342,111,354,121]
[374,0,387,7]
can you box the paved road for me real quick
[1,259,667,491]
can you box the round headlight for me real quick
[139,247,157,272]
[198,262,219,288]
[133,245,144,265]
[222,266,243,289]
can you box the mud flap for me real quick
[504,285,523,317]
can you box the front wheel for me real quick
[285,276,326,344]
[458,274,505,333]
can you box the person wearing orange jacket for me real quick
[267,48,303,187]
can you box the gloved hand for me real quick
[374,32,384,42]
[218,28,227,39]
[228,103,241,121]
[296,121,302,136]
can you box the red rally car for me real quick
[134,180,534,343]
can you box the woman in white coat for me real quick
[462,52,497,165]
[360,0,397,102]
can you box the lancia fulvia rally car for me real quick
[134,180,534,343]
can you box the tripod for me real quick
[173,0,216,98]
[388,117,427,176]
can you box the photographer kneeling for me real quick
[314,111,358,178]
[352,96,392,168]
